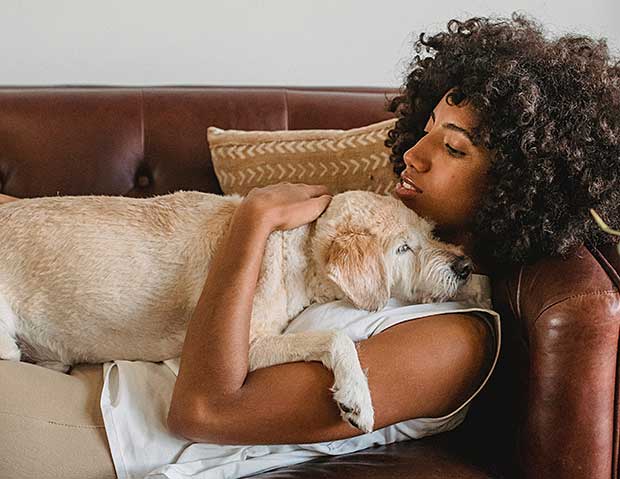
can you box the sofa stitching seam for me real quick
[588,241,620,290]
[139,88,145,161]
[533,289,618,326]
[0,410,105,429]
[284,90,289,129]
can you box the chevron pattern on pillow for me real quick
[207,118,399,196]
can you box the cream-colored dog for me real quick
[0,189,475,433]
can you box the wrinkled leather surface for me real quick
[2,86,618,479]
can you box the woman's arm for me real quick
[167,183,334,434]
[167,182,494,445]
[171,311,493,445]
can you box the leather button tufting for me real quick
[137,174,150,188]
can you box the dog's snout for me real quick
[450,256,473,281]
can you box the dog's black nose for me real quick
[450,256,473,280]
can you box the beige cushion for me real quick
[207,118,399,196]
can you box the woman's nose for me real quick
[403,144,430,172]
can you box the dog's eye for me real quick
[396,243,412,254]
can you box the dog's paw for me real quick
[330,369,375,433]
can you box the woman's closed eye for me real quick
[445,143,466,157]
[421,128,466,157]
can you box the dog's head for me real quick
[311,190,473,312]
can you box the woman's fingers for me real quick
[304,183,332,198]
[315,194,333,217]
[240,182,333,232]
[288,192,332,229]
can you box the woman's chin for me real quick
[392,187,418,209]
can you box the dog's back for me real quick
[0,190,243,366]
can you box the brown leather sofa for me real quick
[0,85,617,479]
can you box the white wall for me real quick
[1,0,618,87]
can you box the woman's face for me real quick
[392,89,492,238]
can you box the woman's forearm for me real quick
[168,203,274,429]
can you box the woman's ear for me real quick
[324,231,390,312]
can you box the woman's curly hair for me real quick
[385,11,620,269]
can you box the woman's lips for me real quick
[395,178,422,198]
[399,173,423,193]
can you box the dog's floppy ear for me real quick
[325,231,390,312]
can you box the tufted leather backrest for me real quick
[0,86,398,199]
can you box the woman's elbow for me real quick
[167,396,213,442]
[167,400,192,439]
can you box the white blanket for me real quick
[100,274,501,479]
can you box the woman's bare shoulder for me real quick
[358,311,495,423]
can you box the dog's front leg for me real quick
[248,331,374,433]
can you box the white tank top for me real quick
[100,273,500,479]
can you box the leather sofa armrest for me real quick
[489,243,620,479]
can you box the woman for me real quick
[167,11,620,444]
[166,89,496,445]
[2,11,619,479]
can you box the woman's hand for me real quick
[241,182,333,232]
[170,182,333,434]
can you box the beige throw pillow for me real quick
[207,118,399,196]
